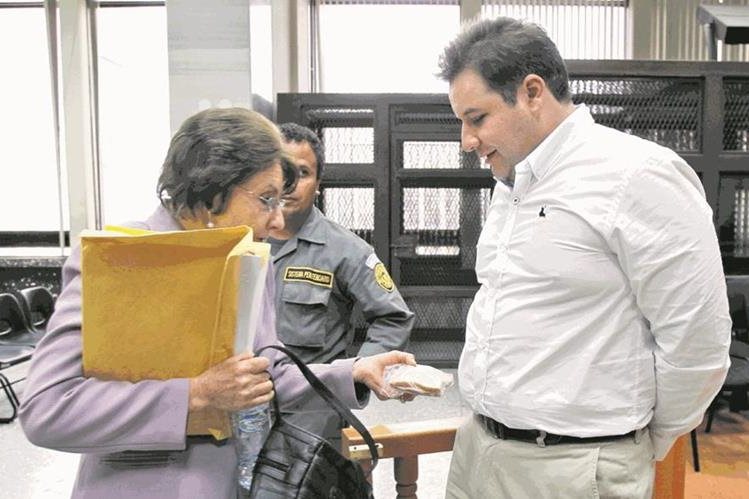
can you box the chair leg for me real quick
[1,372,20,406]
[0,372,19,424]
[705,403,717,433]
[690,429,700,472]
[728,386,749,412]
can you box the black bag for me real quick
[248,345,379,499]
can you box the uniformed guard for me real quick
[269,123,415,446]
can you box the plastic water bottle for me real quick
[232,403,271,492]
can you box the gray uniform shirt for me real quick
[271,207,414,364]
[270,207,414,442]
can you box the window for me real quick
[0,4,64,234]
[316,2,460,92]
[250,1,273,113]
[95,3,170,225]
[481,0,629,59]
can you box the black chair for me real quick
[705,339,749,430]
[690,428,700,472]
[690,293,749,472]
[729,292,749,343]
[0,293,44,347]
[16,286,55,335]
[0,293,37,423]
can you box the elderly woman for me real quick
[19,108,413,499]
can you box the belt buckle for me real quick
[483,416,505,440]
[536,430,547,448]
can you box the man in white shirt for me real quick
[440,17,731,498]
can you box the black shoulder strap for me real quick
[257,344,379,470]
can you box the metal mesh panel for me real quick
[569,77,702,152]
[405,295,472,365]
[395,110,460,127]
[404,141,460,169]
[407,295,472,330]
[304,107,374,126]
[403,141,484,169]
[724,79,749,152]
[400,187,491,285]
[320,187,374,244]
[322,127,374,163]
[717,175,749,257]
[349,294,470,366]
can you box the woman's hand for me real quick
[352,350,416,400]
[188,353,274,412]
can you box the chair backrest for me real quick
[728,293,749,341]
[17,286,55,332]
[0,293,30,336]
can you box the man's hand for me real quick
[352,350,416,400]
[188,353,274,412]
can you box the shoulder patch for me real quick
[365,253,381,270]
[284,266,334,288]
[374,263,394,292]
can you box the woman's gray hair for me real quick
[157,107,297,218]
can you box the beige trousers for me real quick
[446,415,655,499]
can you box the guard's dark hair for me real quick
[438,17,571,104]
[157,107,297,218]
[279,122,325,179]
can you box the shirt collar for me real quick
[294,206,327,245]
[521,104,594,181]
[146,204,182,231]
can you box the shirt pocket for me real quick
[279,283,332,348]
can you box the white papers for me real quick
[233,253,269,354]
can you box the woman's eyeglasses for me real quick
[234,186,287,212]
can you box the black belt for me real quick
[478,414,637,447]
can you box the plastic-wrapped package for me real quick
[383,363,454,398]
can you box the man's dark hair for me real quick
[438,17,571,105]
[279,122,325,179]
[157,107,297,218]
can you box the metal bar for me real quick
[44,0,66,253]
[704,23,718,61]
[94,1,164,7]
[566,59,749,76]
[0,2,43,7]
[309,0,320,93]
[374,101,391,270]
[0,232,71,247]
[87,0,102,229]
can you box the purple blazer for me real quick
[19,206,366,499]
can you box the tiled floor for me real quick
[0,363,464,499]
[0,363,80,499]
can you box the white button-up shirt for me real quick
[460,105,731,459]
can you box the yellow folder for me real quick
[80,225,270,439]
